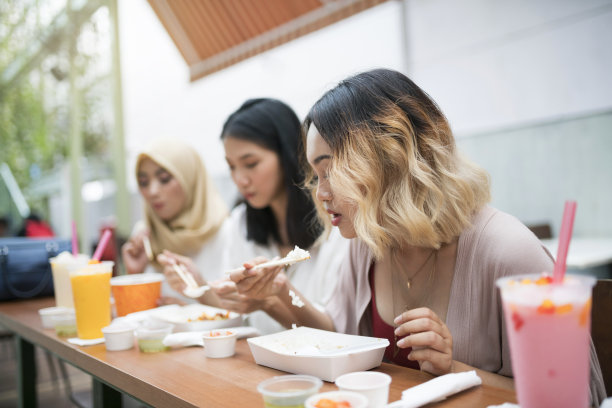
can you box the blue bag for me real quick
[0,237,71,301]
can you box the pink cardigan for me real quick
[325,206,606,405]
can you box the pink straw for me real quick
[71,221,79,256]
[92,229,112,262]
[553,200,577,283]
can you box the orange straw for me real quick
[92,229,112,262]
[553,200,577,284]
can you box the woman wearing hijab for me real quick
[121,138,228,301]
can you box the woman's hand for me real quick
[209,279,267,314]
[157,250,202,293]
[229,257,287,300]
[121,231,149,274]
[394,307,453,375]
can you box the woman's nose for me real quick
[316,183,332,201]
[147,179,161,196]
[235,171,250,187]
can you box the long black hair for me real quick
[221,98,322,249]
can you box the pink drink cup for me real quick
[497,274,595,408]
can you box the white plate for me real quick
[148,304,242,332]
[121,304,242,332]
[247,327,389,382]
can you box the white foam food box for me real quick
[247,327,389,382]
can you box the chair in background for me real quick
[592,279,612,396]
[526,223,552,240]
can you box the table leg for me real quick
[92,378,122,408]
[15,335,37,408]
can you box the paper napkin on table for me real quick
[386,370,482,408]
[163,326,260,348]
[67,337,105,346]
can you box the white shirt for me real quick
[222,204,350,335]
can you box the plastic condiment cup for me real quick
[335,371,391,408]
[257,375,323,408]
[202,330,237,358]
[38,306,73,329]
[305,390,369,408]
[51,310,77,337]
[135,321,173,353]
[110,273,163,317]
[102,321,137,351]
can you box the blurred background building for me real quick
[1,0,611,265]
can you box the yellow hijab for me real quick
[136,138,228,257]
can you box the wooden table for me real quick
[0,297,517,407]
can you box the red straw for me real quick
[92,229,112,262]
[553,200,577,283]
[71,221,79,256]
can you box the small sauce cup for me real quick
[135,321,173,353]
[102,321,137,351]
[51,311,77,337]
[38,306,73,329]
[202,330,237,358]
[257,375,323,408]
[305,390,369,408]
[335,372,391,408]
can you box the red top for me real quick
[369,263,419,370]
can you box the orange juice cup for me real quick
[70,262,114,339]
[111,274,163,317]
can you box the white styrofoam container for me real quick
[247,327,389,382]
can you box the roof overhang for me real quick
[147,0,388,82]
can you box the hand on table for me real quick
[394,307,454,376]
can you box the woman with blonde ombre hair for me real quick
[229,69,605,404]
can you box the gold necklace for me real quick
[391,249,438,359]
[403,249,437,289]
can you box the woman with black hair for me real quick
[160,98,348,334]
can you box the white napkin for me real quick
[387,371,482,408]
[486,404,519,408]
[163,326,260,348]
[67,337,105,346]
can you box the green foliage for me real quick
[0,0,110,211]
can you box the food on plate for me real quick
[206,330,234,337]
[188,310,230,322]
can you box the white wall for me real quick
[407,0,612,134]
[118,0,612,237]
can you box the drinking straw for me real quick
[92,229,112,262]
[71,220,79,256]
[552,200,577,283]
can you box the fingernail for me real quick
[394,328,400,336]
[394,316,401,324]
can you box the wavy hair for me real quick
[222,98,322,249]
[303,69,490,259]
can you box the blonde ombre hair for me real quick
[304,69,490,259]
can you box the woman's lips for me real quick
[327,209,342,227]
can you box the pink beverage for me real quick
[497,274,595,408]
